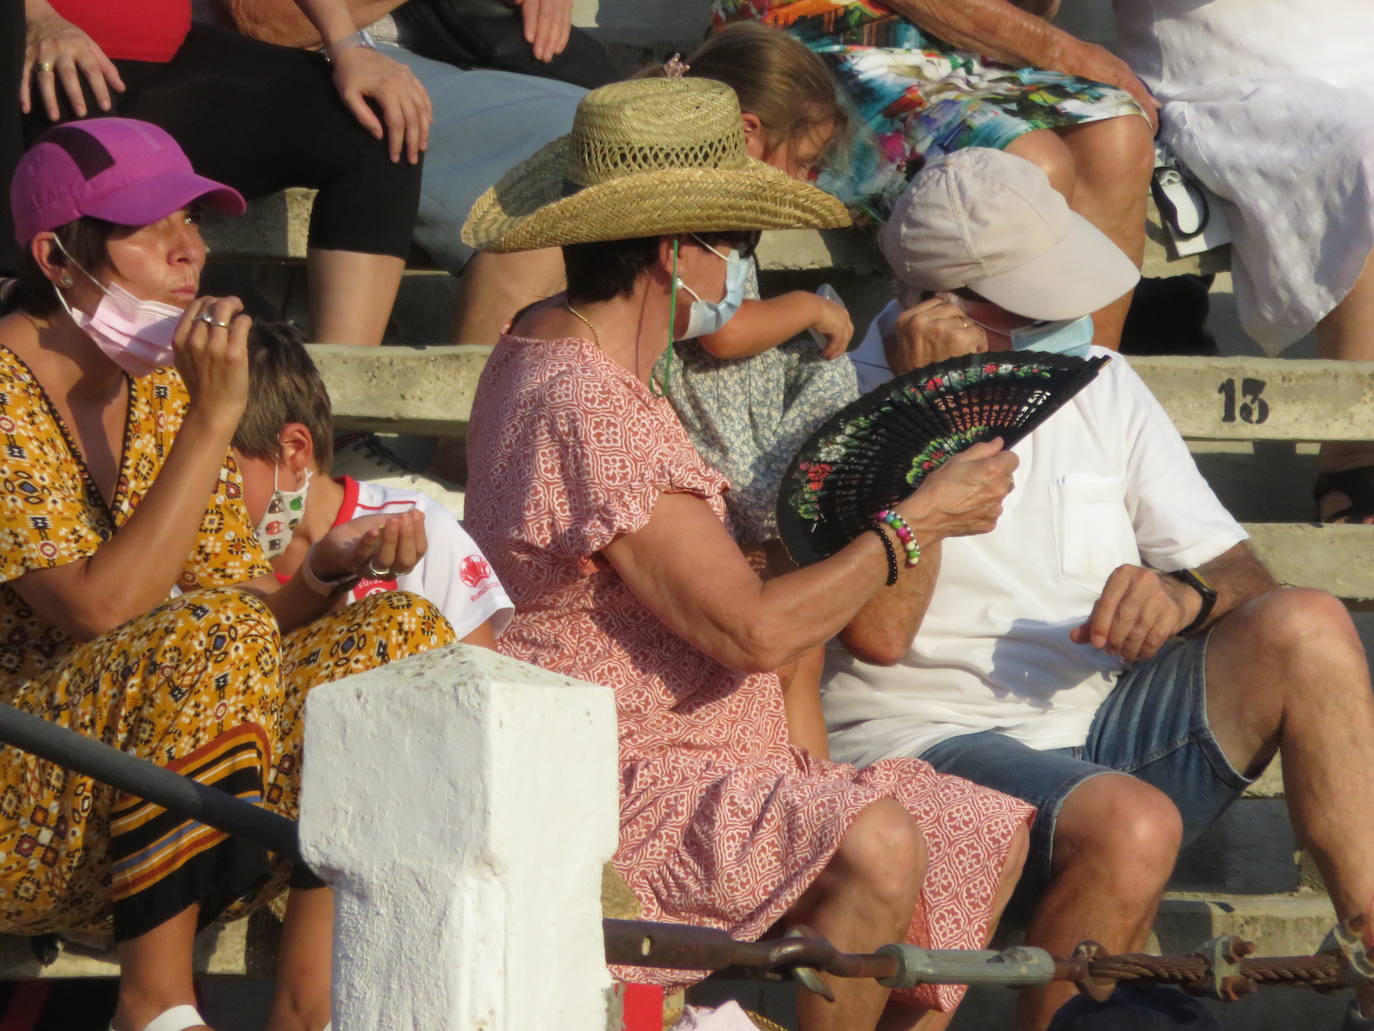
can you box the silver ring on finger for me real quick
[198,312,232,328]
[366,561,392,579]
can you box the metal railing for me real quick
[2,705,1369,1003]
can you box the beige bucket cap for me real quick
[879,147,1139,321]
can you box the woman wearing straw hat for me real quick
[463,77,1032,1029]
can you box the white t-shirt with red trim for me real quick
[334,476,513,639]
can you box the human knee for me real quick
[147,588,280,659]
[1075,115,1154,186]
[1225,588,1360,666]
[834,799,928,913]
[1055,776,1181,888]
[350,590,454,646]
[1006,129,1077,198]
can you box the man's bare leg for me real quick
[1204,587,1374,1012]
[1015,774,1182,1030]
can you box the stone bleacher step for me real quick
[309,345,1374,600]
[200,189,1221,280]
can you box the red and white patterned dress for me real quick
[466,333,1034,1010]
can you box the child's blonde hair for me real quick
[653,23,846,152]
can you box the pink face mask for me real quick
[50,238,182,378]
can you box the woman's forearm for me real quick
[18,408,239,639]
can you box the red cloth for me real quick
[50,0,190,64]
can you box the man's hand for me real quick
[886,296,987,375]
[22,2,125,120]
[1071,564,1200,662]
[330,45,432,163]
[509,0,573,62]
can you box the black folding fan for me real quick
[777,350,1111,565]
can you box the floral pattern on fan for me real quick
[779,350,1110,564]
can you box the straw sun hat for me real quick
[461,77,850,253]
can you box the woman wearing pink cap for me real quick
[0,119,453,1031]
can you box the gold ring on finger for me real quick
[37,62,54,74]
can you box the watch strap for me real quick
[1170,568,1217,636]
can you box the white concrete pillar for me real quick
[299,644,620,1031]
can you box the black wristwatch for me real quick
[1169,568,1217,636]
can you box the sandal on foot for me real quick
[1314,467,1374,523]
[110,1004,208,1031]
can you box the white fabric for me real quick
[1112,0,1374,352]
[823,346,1247,765]
[337,477,513,640]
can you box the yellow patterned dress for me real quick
[0,347,454,941]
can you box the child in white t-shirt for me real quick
[231,322,512,645]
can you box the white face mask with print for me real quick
[50,236,182,378]
[254,466,312,557]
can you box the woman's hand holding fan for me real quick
[891,439,1019,544]
[778,350,1111,565]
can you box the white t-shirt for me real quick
[823,324,1247,765]
[335,476,514,640]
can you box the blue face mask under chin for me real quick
[674,237,749,341]
[1009,314,1095,359]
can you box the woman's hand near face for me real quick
[174,297,251,431]
[22,0,126,120]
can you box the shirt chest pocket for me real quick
[1052,477,1135,593]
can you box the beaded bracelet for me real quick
[874,509,921,568]
[866,524,900,586]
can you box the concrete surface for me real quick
[299,644,619,1031]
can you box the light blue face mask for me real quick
[674,235,749,341]
[1009,314,1095,359]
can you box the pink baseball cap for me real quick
[10,117,245,245]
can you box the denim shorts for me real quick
[918,633,1254,898]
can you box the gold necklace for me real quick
[565,303,601,349]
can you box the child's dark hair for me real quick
[233,320,335,473]
[4,217,117,318]
[667,23,847,153]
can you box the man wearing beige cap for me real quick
[825,148,1374,1030]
